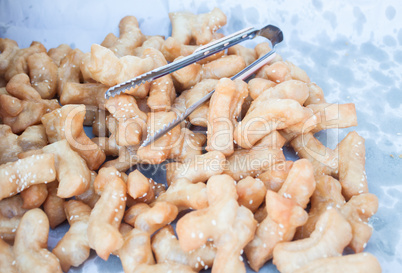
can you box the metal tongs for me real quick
[105,24,283,147]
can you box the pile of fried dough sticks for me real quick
[0,7,381,273]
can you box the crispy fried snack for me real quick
[0,195,27,243]
[173,79,218,127]
[47,44,72,67]
[340,193,378,253]
[0,153,56,200]
[245,159,316,271]
[160,35,224,63]
[306,103,357,133]
[57,48,84,96]
[144,48,176,111]
[41,104,106,170]
[255,60,310,84]
[60,82,107,108]
[105,16,145,57]
[4,41,46,81]
[42,140,91,198]
[234,98,306,149]
[137,111,181,164]
[258,161,294,192]
[176,174,257,273]
[338,131,368,200]
[206,78,248,156]
[75,171,100,208]
[295,175,345,240]
[82,44,154,87]
[166,151,226,185]
[87,174,126,260]
[133,36,165,57]
[172,55,246,91]
[105,94,147,146]
[14,208,62,273]
[0,237,18,273]
[43,181,66,229]
[156,178,208,211]
[27,52,58,99]
[52,200,91,272]
[93,166,127,195]
[227,44,257,66]
[247,78,277,100]
[0,124,22,164]
[127,170,165,204]
[0,38,19,77]
[1,74,60,133]
[291,133,339,177]
[169,128,206,162]
[304,83,326,106]
[20,184,48,209]
[273,209,352,273]
[236,176,265,213]
[152,225,217,272]
[119,201,179,272]
[17,124,48,151]
[169,8,226,45]
[254,42,283,64]
[224,131,286,180]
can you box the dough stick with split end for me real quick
[127,170,166,204]
[5,41,46,81]
[0,153,56,200]
[41,104,106,170]
[1,74,60,134]
[52,200,91,272]
[224,131,286,180]
[234,98,306,149]
[258,161,294,192]
[105,94,147,146]
[47,44,72,67]
[60,82,107,108]
[152,225,216,271]
[20,184,48,209]
[176,174,257,273]
[42,140,91,198]
[13,208,62,273]
[0,237,18,273]
[247,78,276,100]
[93,166,128,195]
[43,181,66,229]
[0,195,28,244]
[118,202,179,272]
[172,55,246,91]
[236,176,266,213]
[273,209,352,273]
[106,16,145,57]
[291,133,339,177]
[137,111,181,164]
[133,36,165,57]
[228,44,257,66]
[169,128,207,162]
[206,78,248,156]
[87,173,126,260]
[57,48,84,96]
[338,131,368,200]
[156,178,208,211]
[165,151,226,185]
[255,60,310,84]
[75,171,100,208]
[27,52,58,99]
[81,44,154,87]
[0,38,19,76]
[169,8,227,45]
[144,48,176,111]
[245,159,316,271]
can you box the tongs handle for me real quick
[105,27,259,98]
[141,49,278,147]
